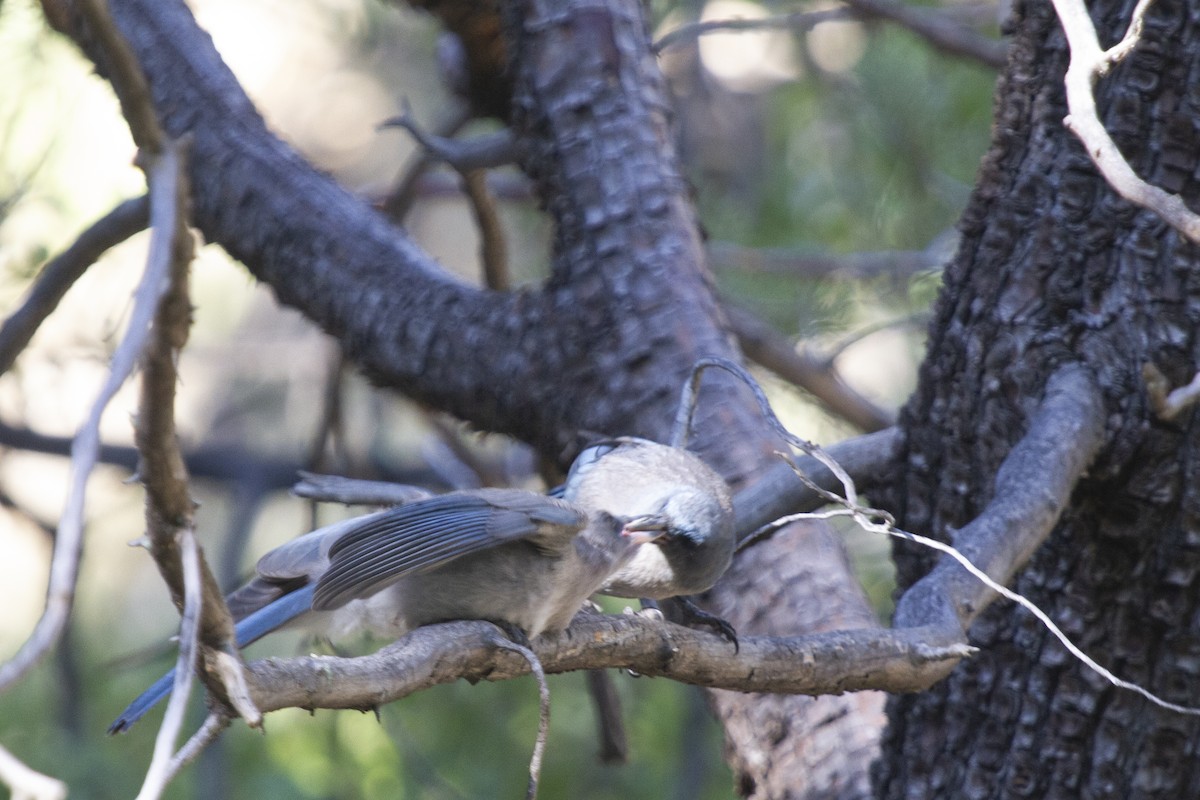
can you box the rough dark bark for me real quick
[876,0,1200,795]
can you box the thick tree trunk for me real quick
[876,0,1200,795]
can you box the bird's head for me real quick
[615,487,735,595]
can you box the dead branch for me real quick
[0,168,172,694]
[240,612,971,717]
[0,420,443,492]
[892,363,1105,631]
[842,0,1006,68]
[379,107,472,223]
[381,109,518,173]
[135,524,201,800]
[0,744,66,800]
[1051,0,1200,243]
[1145,363,1200,420]
[708,240,942,281]
[0,195,149,376]
[734,427,901,546]
[384,107,513,288]
[147,713,229,795]
[462,169,510,290]
[76,0,164,152]
[725,304,896,432]
[654,4,1005,69]
[130,133,255,797]
[292,472,435,506]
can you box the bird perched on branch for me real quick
[109,488,662,733]
[110,437,736,733]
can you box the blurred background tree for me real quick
[0,0,999,796]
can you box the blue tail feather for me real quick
[108,584,315,734]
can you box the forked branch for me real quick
[1051,0,1200,242]
[892,364,1105,631]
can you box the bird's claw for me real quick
[664,596,739,653]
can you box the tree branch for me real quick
[0,0,174,697]
[0,195,149,377]
[0,744,66,800]
[725,304,896,432]
[892,363,1106,630]
[653,3,1006,69]
[129,134,260,798]
[1050,0,1200,242]
[653,9,851,53]
[842,0,1007,68]
[239,612,971,718]
[707,238,947,281]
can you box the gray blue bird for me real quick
[109,438,735,733]
[109,488,658,733]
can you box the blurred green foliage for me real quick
[0,0,996,796]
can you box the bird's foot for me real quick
[491,620,533,650]
[662,596,739,653]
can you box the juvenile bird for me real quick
[109,488,659,733]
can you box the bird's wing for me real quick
[223,513,390,620]
[311,489,587,611]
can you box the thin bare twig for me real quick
[292,472,435,506]
[154,713,230,791]
[585,670,627,763]
[0,195,150,376]
[1051,0,1200,242]
[1145,363,1200,421]
[490,637,550,800]
[653,9,850,53]
[707,240,943,281]
[77,0,163,152]
[841,0,1006,68]
[304,347,352,518]
[135,524,202,800]
[724,304,896,432]
[0,0,182,692]
[655,4,1005,69]
[384,105,513,288]
[819,313,930,367]
[132,135,257,733]
[0,744,66,800]
[462,169,510,290]
[381,104,517,172]
[380,106,472,223]
[734,427,900,549]
[0,186,174,693]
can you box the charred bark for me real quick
[876,0,1200,795]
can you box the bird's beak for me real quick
[620,514,669,545]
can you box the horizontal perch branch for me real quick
[241,611,972,718]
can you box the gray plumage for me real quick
[227,489,627,641]
[561,437,735,599]
[110,488,646,733]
